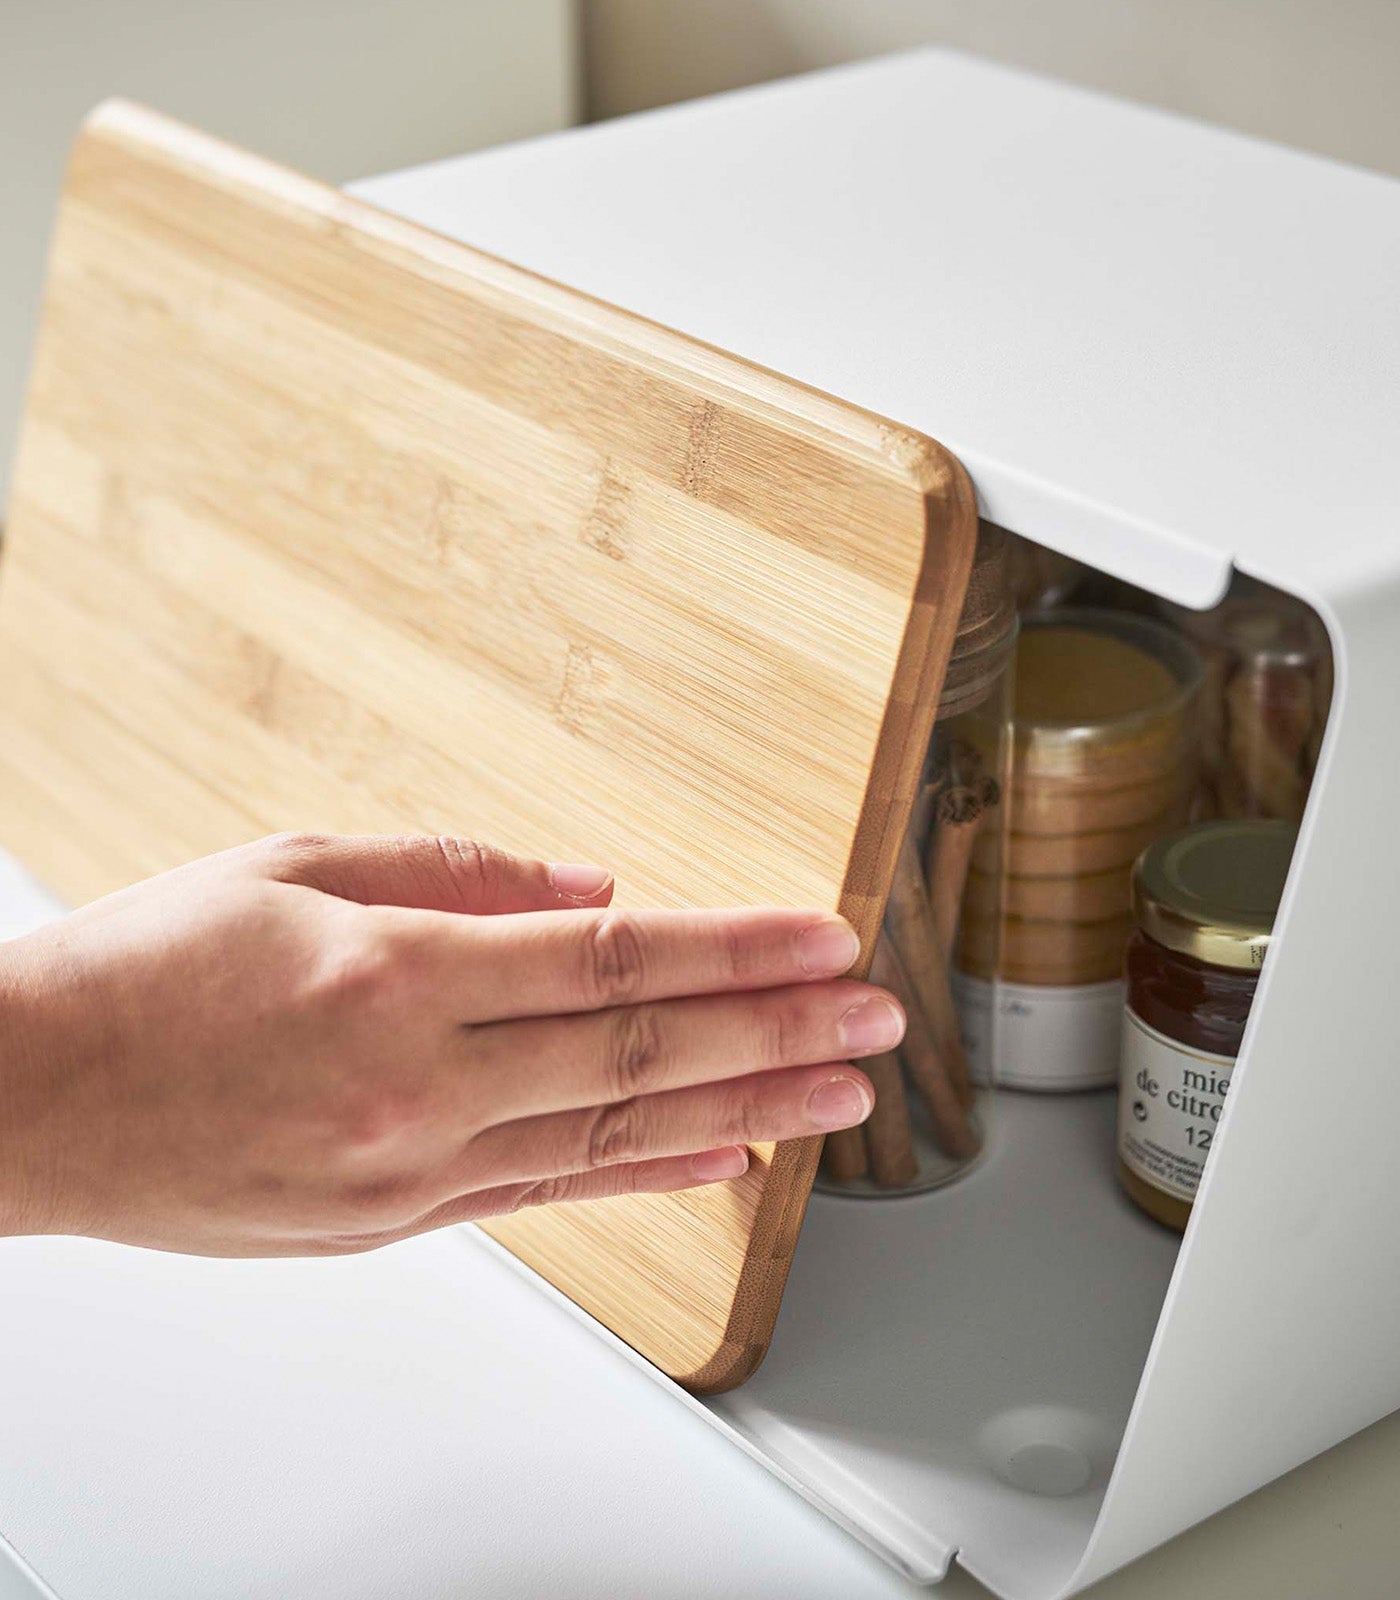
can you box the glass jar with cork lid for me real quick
[1117,819,1297,1231]
[820,521,1016,1195]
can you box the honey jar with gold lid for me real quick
[1117,819,1297,1231]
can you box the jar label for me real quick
[1118,1009,1234,1202]
[955,972,1123,1090]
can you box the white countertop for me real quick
[1,851,1398,1598]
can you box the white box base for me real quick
[705,1092,1179,1594]
[475,1091,1182,1596]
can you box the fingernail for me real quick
[808,1074,874,1131]
[797,917,860,976]
[839,995,905,1055]
[549,862,613,900]
[692,1146,750,1182]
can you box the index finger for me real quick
[402,904,864,1022]
[248,831,616,915]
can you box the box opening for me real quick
[702,535,1332,1597]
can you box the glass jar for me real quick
[1160,580,1332,824]
[1117,820,1297,1231]
[820,521,1016,1194]
[954,609,1202,1092]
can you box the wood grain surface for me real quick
[0,104,976,1390]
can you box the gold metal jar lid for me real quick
[1132,820,1298,970]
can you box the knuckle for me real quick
[585,912,648,1006]
[434,835,501,904]
[720,1084,772,1146]
[511,1173,578,1213]
[312,917,414,1011]
[333,1081,432,1154]
[585,1098,644,1169]
[607,1005,668,1097]
[253,829,329,871]
[763,995,802,1067]
[337,1174,424,1232]
[720,917,754,985]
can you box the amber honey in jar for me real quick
[1117,820,1297,1230]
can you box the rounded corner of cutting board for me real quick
[678,1133,827,1395]
[678,1337,768,1398]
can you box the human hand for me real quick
[0,834,899,1256]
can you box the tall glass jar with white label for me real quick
[955,609,1202,1093]
[1117,820,1297,1231]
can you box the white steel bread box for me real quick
[2,46,1395,1600]
[349,48,1400,1597]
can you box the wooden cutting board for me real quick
[0,103,976,1391]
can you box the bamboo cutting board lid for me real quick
[0,104,977,1391]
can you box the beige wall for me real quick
[582,0,1400,178]
[2,0,577,495]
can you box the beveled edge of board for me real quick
[29,102,981,1393]
[68,100,968,507]
[683,460,978,1393]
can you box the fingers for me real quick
[249,832,614,915]
[464,980,904,1121]
[448,1063,875,1193]
[410,903,864,1022]
[398,1146,755,1236]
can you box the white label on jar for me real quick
[954,973,1124,1091]
[1118,1010,1234,1201]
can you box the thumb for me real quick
[252,832,614,914]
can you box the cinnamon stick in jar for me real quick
[871,933,979,1159]
[886,832,977,1112]
[859,1049,921,1188]
[927,773,1000,959]
[821,1126,869,1183]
